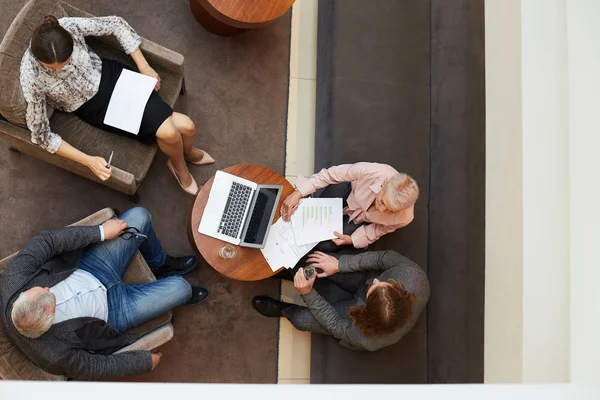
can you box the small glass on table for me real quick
[218,245,237,259]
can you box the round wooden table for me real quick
[189,0,296,36]
[189,164,294,281]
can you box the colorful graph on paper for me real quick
[301,204,334,228]
[291,198,343,246]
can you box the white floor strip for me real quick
[277,0,318,384]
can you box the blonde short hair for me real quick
[382,173,419,212]
[11,291,55,339]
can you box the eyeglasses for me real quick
[119,227,147,242]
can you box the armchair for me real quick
[0,208,174,380]
[0,0,186,203]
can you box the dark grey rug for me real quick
[312,0,485,383]
[312,0,430,384]
[0,0,291,383]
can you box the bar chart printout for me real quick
[302,204,333,228]
[291,197,343,245]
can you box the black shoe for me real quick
[154,255,198,279]
[252,296,290,318]
[186,286,209,305]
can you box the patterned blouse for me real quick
[20,17,142,153]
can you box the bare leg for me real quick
[171,112,200,161]
[172,112,212,164]
[156,115,193,188]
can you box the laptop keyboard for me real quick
[218,182,253,238]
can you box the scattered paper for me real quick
[260,217,318,272]
[291,198,344,245]
[103,69,157,134]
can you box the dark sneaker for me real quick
[186,286,209,305]
[252,296,291,318]
[154,255,198,279]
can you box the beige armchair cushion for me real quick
[0,208,172,380]
[0,324,66,380]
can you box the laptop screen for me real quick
[242,187,280,245]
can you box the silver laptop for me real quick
[198,170,282,248]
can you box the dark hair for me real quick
[348,280,415,337]
[30,15,74,64]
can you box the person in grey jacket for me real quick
[0,207,208,380]
[252,250,429,352]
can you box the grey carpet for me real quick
[312,0,485,383]
[311,0,430,384]
[0,0,291,383]
[428,0,485,383]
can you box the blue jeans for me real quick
[78,207,192,333]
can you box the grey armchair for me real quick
[0,208,174,380]
[0,0,186,203]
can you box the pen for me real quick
[106,151,114,169]
[282,204,299,218]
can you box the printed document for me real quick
[291,197,344,245]
[103,69,157,134]
[260,218,318,272]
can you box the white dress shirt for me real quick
[50,269,109,325]
[49,226,109,324]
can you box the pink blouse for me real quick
[295,162,415,248]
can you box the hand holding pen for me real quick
[86,151,113,182]
[281,189,303,221]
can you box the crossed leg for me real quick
[282,298,358,336]
[156,112,194,188]
[78,207,192,332]
[278,271,368,336]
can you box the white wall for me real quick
[520,0,570,383]
[567,0,600,383]
[485,0,573,383]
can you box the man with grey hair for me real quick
[0,207,208,380]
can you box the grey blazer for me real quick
[0,226,152,380]
[300,251,430,351]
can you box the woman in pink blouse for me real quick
[281,162,419,251]
[20,15,214,195]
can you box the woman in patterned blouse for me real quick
[20,15,213,195]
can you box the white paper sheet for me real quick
[260,218,318,272]
[290,197,344,246]
[103,69,157,134]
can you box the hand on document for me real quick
[280,189,302,222]
[139,64,161,91]
[103,69,158,134]
[260,198,344,273]
[331,231,352,246]
[305,251,340,278]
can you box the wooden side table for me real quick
[189,164,294,281]
[189,0,296,36]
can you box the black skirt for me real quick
[74,59,173,143]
